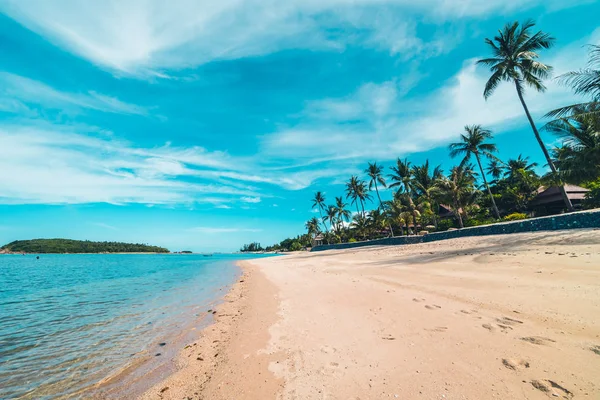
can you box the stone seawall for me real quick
[311,209,600,252]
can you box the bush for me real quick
[436,219,456,231]
[348,238,357,243]
[289,241,303,251]
[464,218,495,227]
[503,212,528,222]
[582,179,600,209]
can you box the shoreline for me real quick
[133,260,282,399]
[131,229,599,399]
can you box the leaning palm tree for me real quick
[311,191,329,233]
[449,125,501,219]
[345,176,361,214]
[389,158,420,231]
[477,20,574,211]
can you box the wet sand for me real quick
[138,229,600,399]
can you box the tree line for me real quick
[303,20,600,245]
[1,239,170,254]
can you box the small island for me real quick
[0,239,170,254]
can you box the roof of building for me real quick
[531,184,590,206]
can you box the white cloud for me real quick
[0,123,266,205]
[241,196,262,203]
[0,0,588,77]
[188,226,262,233]
[0,72,150,115]
[261,30,598,164]
[92,222,119,230]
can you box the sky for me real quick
[0,0,599,252]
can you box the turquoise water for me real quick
[0,253,265,399]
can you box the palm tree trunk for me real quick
[374,183,394,237]
[454,200,464,228]
[475,153,501,219]
[514,80,574,212]
[318,208,329,244]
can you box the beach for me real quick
[138,229,600,399]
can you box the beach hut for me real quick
[312,234,325,248]
[530,184,590,215]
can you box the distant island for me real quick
[1,239,170,254]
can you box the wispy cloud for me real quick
[241,196,262,204]
[261,31,598,165]
[92,222,119,230]
[0,72,150,116]
[1,0,588,77]
[187,226,262,233]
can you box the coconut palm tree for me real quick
[305,217,321,241]
[356,180,373,217]
[334,196,352,233]
[547,45,600,119]
[412,161,443,230]
[477,20,574,211]
[311,191,329,233]
[389,158,420,231]
[323,205,339,235]
[434,166,478,228]
[504,154,538,180]
[486,159,504,183]
[449,125,501,219]
[346,176,372,217]
[367,209,389,238]
[350,213,369,240]
[366,162,394,236]
[545,106,600,184]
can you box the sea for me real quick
[0,253,270,399]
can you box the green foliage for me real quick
[436,219,456,231]
[289,241,303,251]
[2,239,169,254]
[464,218,495,227]
[348,238,357,243]
[503,212,528,221]
[582,179,600,209]
[240,242,264,252]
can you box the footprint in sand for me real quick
[520,336,556,346]
[482,323,495,332]
[502,358,530,370]
[531,379,573,399]
[424,305,441,310]
[496,316,523,326]
[412,298,426,303]
[590,345,600,355]
[425,326,448,333]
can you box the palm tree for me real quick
[311,191,329,234]
[412,161,443,230]
[486,159,504,183]
[334,196,352,233]
[434,166,478,228]
[449,125,501,219]
[366,162,394,236]
[545,106,600,184]
[477,20,574,211]
[350,213,369,240]
[305,217,321,241]
[504,154,538,180]
[323,206,339,235]
[547,45,600,119]
[346,176,372,217]
[389,158,420,231]
[367,209,389,238]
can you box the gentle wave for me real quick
[0,253,260,399]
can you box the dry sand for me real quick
[138,229,600,399]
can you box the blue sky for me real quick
[0,0,599,252]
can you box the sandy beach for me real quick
[138,229,600,399]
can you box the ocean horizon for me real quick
[0,253,272,399]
